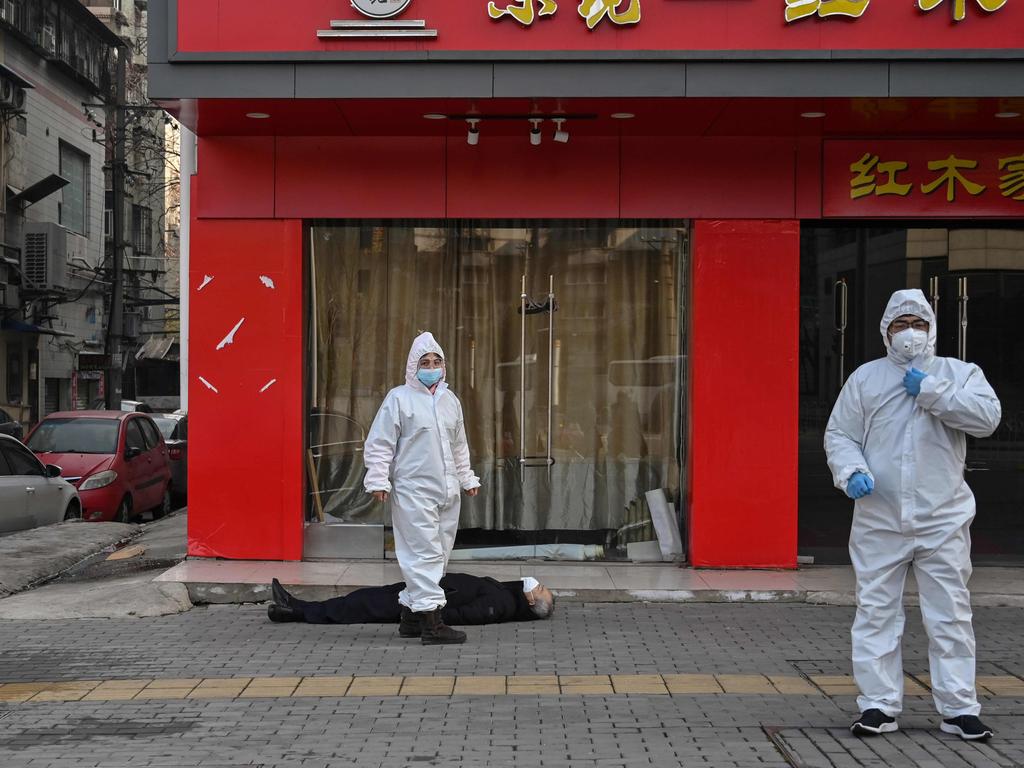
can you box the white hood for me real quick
[879,288,936,366]
[405,331,446,391]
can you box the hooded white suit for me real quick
[363,332,481,612]
[825,289,1001,718]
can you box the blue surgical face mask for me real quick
[416,368,443,387]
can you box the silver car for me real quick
[0,433,81,534]
[150,412,187,504]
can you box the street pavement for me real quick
[1,596,1022,767]
[0,510,190,619]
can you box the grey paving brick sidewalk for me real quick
[0,602,1022,767]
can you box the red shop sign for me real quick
[823,141,1024,218]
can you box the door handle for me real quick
[957,276,968,361]
[25,487,36,494]
[834,278,848,385]
[928,275,940,318]
[518,273,557,479]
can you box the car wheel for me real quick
[152,486,172,520]
[114,496,132,524]
[63,501,81,521]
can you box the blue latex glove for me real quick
[846,472,874,500]
[903,368,927,397]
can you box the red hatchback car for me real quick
[26,411,173,522]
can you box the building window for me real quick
[59,141,89,235]
[132,204,152,255]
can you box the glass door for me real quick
[307,221,689,561]
[800,224,1024,564]
[922,234,1024,563]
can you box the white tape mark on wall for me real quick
[197,275,214,292]
[216,318,246,351]
[259,275,276,289]
[198,376,219,393]
[259,378,277,393]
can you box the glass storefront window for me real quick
[799,224,1024,564]
[306,220,689,562]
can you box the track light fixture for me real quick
[552,118,569,144]
[466,118,480,146]
[529,118,543,146]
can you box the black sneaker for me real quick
[941,715,993,741]
[851,709,898,736]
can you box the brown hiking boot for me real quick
[399,607,421,638]
[418,608,466,645]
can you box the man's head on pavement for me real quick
[880,289,936,364]
[525,584,555,619]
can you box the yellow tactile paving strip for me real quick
[0,674,1022,702]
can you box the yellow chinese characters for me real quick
[920,155,986,202]
[785,0,870,23]
[578,0,641,28]
[850,153,912,199]
[999,154,1024,200]
[917,0,1007,22]
[488,0,558,26]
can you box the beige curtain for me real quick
[309,222,687,549]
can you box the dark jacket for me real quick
[297,572,539,625]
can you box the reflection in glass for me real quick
[307,221,688,561]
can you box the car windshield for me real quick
[27,418,120,454]
[151,417,178,439]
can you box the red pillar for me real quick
[689,220,800,568]
[187,218,305,560]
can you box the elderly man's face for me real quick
[526,585,553,606]
[887,314,929,341]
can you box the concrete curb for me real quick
[0,521,141,597]
[183,582,1024,607]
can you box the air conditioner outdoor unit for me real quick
[0,281,18,309]
[0,77,25,111]
[23,222,81,291]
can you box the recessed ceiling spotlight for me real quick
[423,113,447,120]
[800,111,826,119]
[610,112,635,119]
[245,112,270,119]
[995,111,1021,119]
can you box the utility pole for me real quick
[104,45,127,411]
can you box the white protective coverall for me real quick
[363,332,481,613]
[825,289,1001,718]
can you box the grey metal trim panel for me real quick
[149,63,297,100]
[163,48,1024,64]
[493,63,684,98]
[891,62,1024,97]
[150,0,170,64]
[295,63,493,98]
[686,62,889,97]
[148,60,1024,100]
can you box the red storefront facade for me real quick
[152,0,1024,568]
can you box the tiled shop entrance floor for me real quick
[2,673,1024,702]
[767,726,1024,768]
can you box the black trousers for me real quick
[296,585,403,625]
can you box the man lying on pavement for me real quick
[266,572,555,641]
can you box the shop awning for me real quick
[135,335,180,361]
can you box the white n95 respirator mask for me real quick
[891,328,928,361]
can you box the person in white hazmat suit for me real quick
[363,332,481,645]
[825,289,1001,741]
